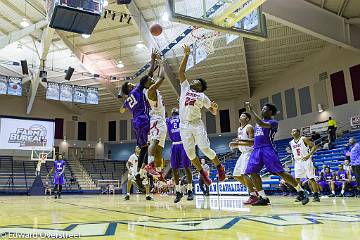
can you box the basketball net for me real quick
[190,27,221,56]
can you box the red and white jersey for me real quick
[179,80,211,122]
[237,124,253,152]
[145,89,166,121]
[290,137,310,161]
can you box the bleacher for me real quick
[0,156,80,194]
[80,159,127,183]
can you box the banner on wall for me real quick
[46,82,60,100]
[60,84,73,102]
[194,181,248,195]
[73,85,86,103]
[351,115,360,129]
[0,75,7,95]
[0,117,55,150]
[7,77,22,96]
[86,87,99,104]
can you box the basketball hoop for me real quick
[190,27,221,55]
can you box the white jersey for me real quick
[237,124,253,152]
[128,153,138,174]
[290,137,310,161]
[179,80,211,122]
[145,89,166,120]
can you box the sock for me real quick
[250,191,257,196]
[294,184,304,192]
[187,183,193,191]
[126,192,130,196]
[175,185,181,192]
[148,155,155,164]
[332,190,335,194]
[258,190,267,198]
[341,190,345,195]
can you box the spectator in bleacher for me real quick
[350,142,360,197]
[328,117,337,143]
[311,131,321,145]
[344,138,356,161]
[330,164,351,197]
[198,159,210,196]
[320,164,327,173]
[70,175,76,185]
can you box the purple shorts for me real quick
[351,181,357,187]
[318,181,330,189]
[132,116,150,147]
[245,146,284,174]
[170,143,191,169]
[54,174,65,185]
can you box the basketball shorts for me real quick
[128,169,137,181]
[294,159,315,179]
[233,151,252,176]
[170,143,191,169]
[149,118,167,148]
[245,146,284,174]
[318,181,330,190]
[54,174,65,185]
[180,119,215,160]
[132,116,150,147]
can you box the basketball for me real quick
[150,23,163,36]
[12,84,17,90]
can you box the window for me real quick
[108,121,116,141]
[220,110,231,133]
[78,122,87,141]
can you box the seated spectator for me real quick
[344,138,356,160]
[330,164,351,197]
[320,164,327,173]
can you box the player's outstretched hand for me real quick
[151,49,160,61]
[182,45,191,55]
[211,101,218,111]
[245,101,252,110]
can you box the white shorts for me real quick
[233,151,252,176]
[294,159,315,179]
[149,118,167,148]
[180,120,215,160]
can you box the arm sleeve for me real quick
[180,80,190,92]
[203,94,212,109]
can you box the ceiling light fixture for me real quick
[136,41,146,49]
[117,61,124,68]
[104,0,109,7]
[81,34,91,39]
[20,18,30,28]
[162,12,169,21]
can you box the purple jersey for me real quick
[337,170,347,180]
[123,84,149,120]
[54,159,65,175]
[253,119,278,149]
[166,116,181,142]
[322,172,333,181]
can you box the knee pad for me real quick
[200,147,216,160]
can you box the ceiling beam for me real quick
[262,0,360,52]
[0,19,47,49]
[127,1,180,96]
[26,25,54,114]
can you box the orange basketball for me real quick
[150,23,163,36]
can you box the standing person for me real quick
[119,49,158,191]
[143,59,167,177]
[47,154,66,199]
[328,117,337,143]
[124,147,140,200]
[350,142,360,197]
[244,102,309,206]
[177,44,225,186]
[166,108,194,203]
[344,138,356,161]
[198,159,210,196]
[289,129,320,202]
[228,113,259,204]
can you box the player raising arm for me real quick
[177,44,225,187]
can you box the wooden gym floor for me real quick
[0,195,359,239]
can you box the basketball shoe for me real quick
[244,195,259,205]
[174,192,183,203]
[200,170,212,186]
[144,162,161,177]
